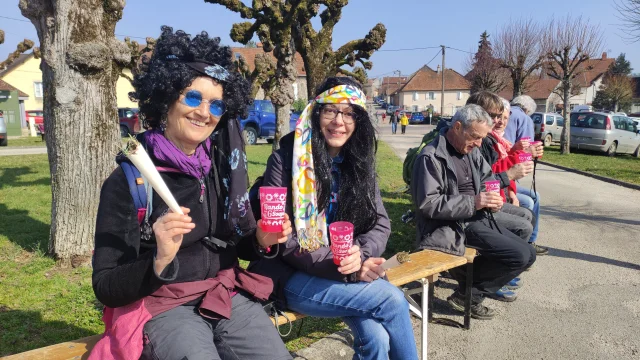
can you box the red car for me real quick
[25,110,44,125]
[118,108,141,137]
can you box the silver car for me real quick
[570,112,640,157]
[0,113,7,146]
[533,112,565,147]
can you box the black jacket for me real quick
[92,152,260,308]
[249,133,390,306]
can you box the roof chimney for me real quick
[436,65,440,73]
[602,52,607,60]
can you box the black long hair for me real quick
[311,77,378,235]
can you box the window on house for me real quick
[413,92,418,101]
[34,82,43,98]
[457,92,463,100]
[428,92,435,100]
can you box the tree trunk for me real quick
[511,74,523,98]
[20,0,129,266]
[270,38,297,151]
[560,79,571,154]
[302,50,330,101]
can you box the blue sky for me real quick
[1,0,638,79]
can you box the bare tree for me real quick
[293,1,386,99]
[205,0,299,151]
[494,18,545,97]
[0,29,4,44]
[119,36,156,83]
[234,52,276,99]
[614,0,640,42]
[0,39,37,71]
[542,16,604,154]
[20,0,130,266]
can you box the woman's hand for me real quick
[153,207,194,274]
[513,139,530,151]
[256,213,292,249]
[509,191,520,207]
[337,245,362,275]
[530,143,544,158]
[357,257,386,282]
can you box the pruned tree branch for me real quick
[614,0,640,43]
[0,39,36,71]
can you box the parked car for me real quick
[25,110,44,125]
[532,112,565,147]
[631,118,640,134]
[409,112,425,124]
[570,112,640,156]
[239,100,298,145]
[386,106,400,115]
[118,108,141,137]
[0,112,7,146]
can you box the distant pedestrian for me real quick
[390,111,398,134]
[400,112,409,134]
[382,112,386,124]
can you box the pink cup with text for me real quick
[329,221,354,266]
[518,153,533,163]
[485,180,501,193]
[259,187,287,232]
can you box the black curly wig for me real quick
[310,77,379,236]
[129,26,252,130]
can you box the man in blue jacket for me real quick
[503,95,537,144]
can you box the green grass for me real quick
[5,137,47,147]
[541,145,640,185]
[0,141,415,355]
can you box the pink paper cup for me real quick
[485,180,501,193]
[259,187,287,233]
[518,153,533,163]
[329,221,354,266]
[520,137,532,142]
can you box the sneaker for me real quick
[530,243,549,255]
[487,286,518,302]
[505,277,522,290]
[447,293,496,320]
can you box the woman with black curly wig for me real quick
[90,27,292,360]
[250,77,418,359]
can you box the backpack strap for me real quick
[121,161,148,225]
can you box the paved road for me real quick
[0,146,47,156]
[295,123,640,360]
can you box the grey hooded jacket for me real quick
[410,128,494,256]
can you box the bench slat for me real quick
[1,335,101,360]
[386,250,467,287]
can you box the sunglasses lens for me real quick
[210,100,226,117]
[183,90,202,108]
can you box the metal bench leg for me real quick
[420,278,428,360]
[427,280,435,322]
[464,262,473,330]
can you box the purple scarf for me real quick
[145,129,211,179]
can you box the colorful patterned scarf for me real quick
[292,84,367,252]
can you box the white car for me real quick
[0,113,7,146]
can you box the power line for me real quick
[426,49,442,67]
[378,46,440,52]
[0,15,147,40]
[0,15,29,22]
[446,46,474,55]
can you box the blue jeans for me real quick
[516,187,540,243]
[391,122,397,134]
[284,271,418,360]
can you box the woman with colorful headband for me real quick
[91,27,292,360]
[250,77,418,359]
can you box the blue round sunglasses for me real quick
[181,89,226,117]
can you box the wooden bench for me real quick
[1,248,476,360]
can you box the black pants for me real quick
[450,212,536,302]
[401,125,407,134]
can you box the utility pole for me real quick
[440,45,445,116]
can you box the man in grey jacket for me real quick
[411,104,536,320]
